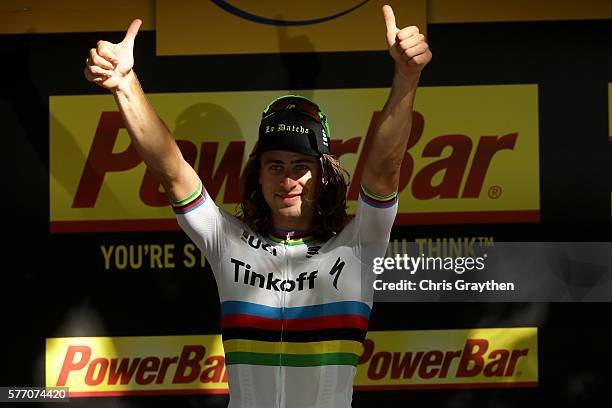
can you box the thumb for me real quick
[121,19,142,47]
[382,5,398,46]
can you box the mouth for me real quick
[277,193,302,205]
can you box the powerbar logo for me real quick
[46,329,537,397]
[49,86,540,232]
[354,328,538,389]
[46,335,228,396]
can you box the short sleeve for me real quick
[171,179,236,269]
[326,184,398,302]
[354,184,398,244]
[332,184,398,259]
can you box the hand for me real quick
[383,5,432,79]
[84,19,142,91]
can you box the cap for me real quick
[255,95,330,157]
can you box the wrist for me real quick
[393,64,421,89]
[113,70,137,96]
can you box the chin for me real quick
[278,207,303,218]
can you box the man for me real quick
[84,5,430,407]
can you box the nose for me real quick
[280,174,297,191]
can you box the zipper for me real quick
[277,236,289,408]
[279,235,290,408]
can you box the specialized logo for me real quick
[329,257,345,290]
[240,230,277,256]
[50,86,539,233]
[231,257,318,292]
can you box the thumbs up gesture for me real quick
[383,5,431,78]
[84,19,142,90]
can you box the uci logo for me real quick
[241,230,278,256]
[210,0,370,26]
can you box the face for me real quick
[259,150,321,226]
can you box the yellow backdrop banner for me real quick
[156,0,426,55]
[46,328,537,396]
[50,85,539,232]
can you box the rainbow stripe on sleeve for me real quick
[220,301,370,367]
[171,181,207,214]
[359,184,398,208]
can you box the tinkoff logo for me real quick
[230,257,318,292]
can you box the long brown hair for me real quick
[238,154,349,241]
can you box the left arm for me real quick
[361,5,432,197]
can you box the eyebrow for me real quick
[262,158,316,165]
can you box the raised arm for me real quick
[360,5,432,197]
[83,19,199,201]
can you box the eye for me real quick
[269,164,284,174]
[294,164,308,171]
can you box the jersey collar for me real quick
[269,226,316,245]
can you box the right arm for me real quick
[83,19,198,201]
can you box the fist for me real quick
[383,5,432,78]
[84,19,142,90]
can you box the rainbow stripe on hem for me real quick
[171,182,206,214]
[359,184,398,208]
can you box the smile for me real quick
[277,193,302,204]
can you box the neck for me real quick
[271,213,315,233]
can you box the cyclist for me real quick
[84,5,431,407]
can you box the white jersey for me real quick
[173,180,397,408]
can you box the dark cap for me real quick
[255,95,330,157]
